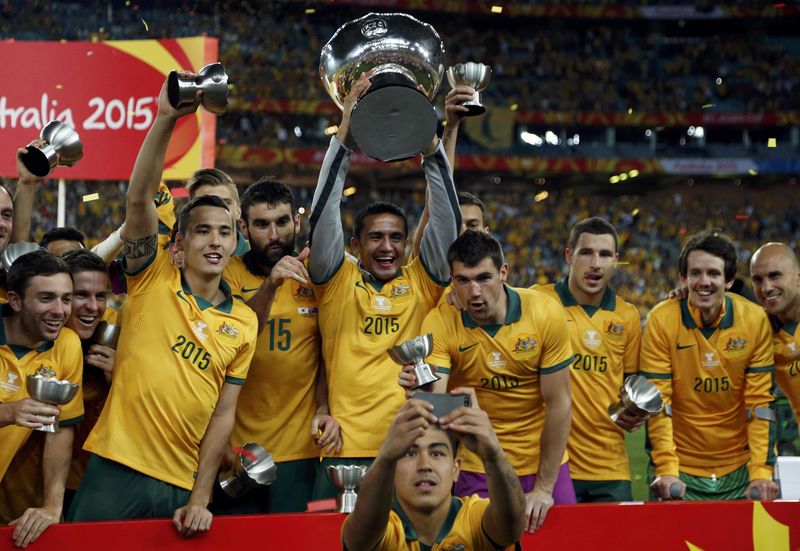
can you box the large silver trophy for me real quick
[389,333,440,389]
[326,465,367,513]
[320,12,445,161]
[19,121,84,177]
[26,375,80,433]
[446,62,492,116]
[218,443,277,498]
[608,374,663,423]
[168,62,229,115]
[1,242,43,272]
[91,321,121,349]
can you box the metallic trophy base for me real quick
[412,365,441,390]
[34,416,59,433]
[20,146,57,178]
[336,490,358,513]
[462,92,486,116]
[350,75,437,162]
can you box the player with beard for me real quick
[750,243,800,421]
[531,218,643,503]
[643,230,777,501]
[0,251,82,549]
[216,178,339,513]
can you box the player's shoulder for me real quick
[529,282,557,299]
[55,326,82,349]
[516,286,562,312]
[647,296,681,319]
[728,293,769,325]
[612,292,641,319]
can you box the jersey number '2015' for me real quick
[171,335,212,370]
[363,316,400,335]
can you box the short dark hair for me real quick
[177,195,231,235]
[61,249,107,276]
[678,228,737,282]
[353,201,408,240]
[457,192,486,216]
[568,217,618,252]
[186,168,238,201]
[447,230,504,270]
[39,226,86,249]
[240,178,296,222]
[7,250,71,296]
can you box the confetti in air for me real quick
[82,193,100,203]
[141,18,149,32]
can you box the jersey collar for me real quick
[357,261,401,292]
[392,496,462,546]
[462,285,522,335]
[233,228,250,257]
[179,271,234,313]
[554,276,616,316]
[0,303,56,358]
[774,317,799,337]
[681,294,734,339]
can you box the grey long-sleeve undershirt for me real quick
[308,136,460,284]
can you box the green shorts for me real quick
[66,454,190,521]
[647,462,749,501]
[311,457,374,501]
[573,479,633,503]
[211,458,317,514]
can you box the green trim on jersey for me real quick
[680,295,734,339]
[461,285,522,334]
[554,277,616,317]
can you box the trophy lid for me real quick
[320,12,445,110]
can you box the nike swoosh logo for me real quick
[458,343,478,352]
[241,287,261,294]
[676,343,695,350]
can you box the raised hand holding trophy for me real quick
[446,62,492,116]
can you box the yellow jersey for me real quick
[344,495,517,551]
[771,319,800,421]
[313,255,445,457]
[84,247,257,490]
[641,294,775,480]
[423,286,573,475]
[0,313,83,481]
[224,254,322,462]
[532,279,641,481]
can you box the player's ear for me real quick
[564,247,573,264]
[6,290,23,313]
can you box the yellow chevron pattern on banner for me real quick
[753,501,789,551]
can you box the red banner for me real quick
[0,38,218,181]
[0,501,798,550]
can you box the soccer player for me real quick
[342,394,525,551]
[0,250,83,549]
[307,73,460,497]
[404,231,573,531]
[217,178,339,513]
[67,74,257,535]
[532,217,642,503]
[186,168,249,257]
[39,227,86,256]
[642,230,777,501]
[0,249,116,523]
[750,243,800,420]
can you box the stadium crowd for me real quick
[2,2,800,550]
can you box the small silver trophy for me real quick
[446,62,492,116]
[26,375,80,433]
[608,374,663,423]
[218,443,277,498]
[20,121,84,177]
[168,62,229,115]
[1,242,43,272]
[90,321,121,349]
[326,465,367,513]
[389,333,440,389]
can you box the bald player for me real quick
[750,243,800,420]
[532,217,642,503]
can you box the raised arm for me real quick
[308,75,370,284]
[123,74,200,273]
[11,143,47,244]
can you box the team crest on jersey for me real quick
[788,342,800,357]
[216,321,240,340]
[512,336,538,354]
[606,321,625,339]
[582,330,602,350]
[724,337,747,352]
[701,352,720,369]
[488,351,507,370]
[0,371,21,394]
[34,363,57,379]
[192,320,210,342]
[390,284,411,298]
[294,285,314,300]
[371,295,392,313]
